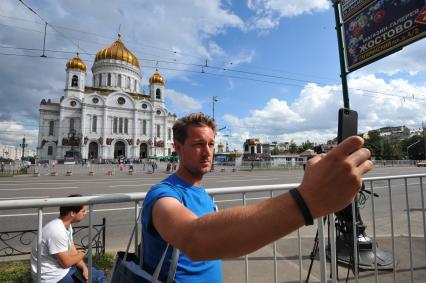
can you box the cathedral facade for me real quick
[37,35,176,161]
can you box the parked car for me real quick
[416,162,426,167]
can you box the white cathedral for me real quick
[37,35,177,161]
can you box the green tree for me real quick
[364,130,384,160]
[270,147,280,155]
[289,140,298,153]
[382,139,403,160]
[301,140,314,151]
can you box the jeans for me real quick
[57,266,108,283]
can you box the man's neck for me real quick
[175,168,203,187]
[59,217,72,229]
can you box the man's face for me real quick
[72,205,89,223]
[175,125,215,178]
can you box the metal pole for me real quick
[88,204,93,283]
[37,208,43,283]
[318,219,327,282]
[423,121,426,159]
[332,0,350,108]
[41,22,47,58]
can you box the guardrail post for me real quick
[329,213,337,283]
[420,176,426,265]
[404,178,414,282]
[37,208,43,283]
[135,201,140,255]
[243,192,249,283]
[317,218,327,283]
[88,204,93,283]
[102,217,106,254]
[370,181,378,283]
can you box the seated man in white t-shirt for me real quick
[31,194,107,283]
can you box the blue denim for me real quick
[57,266,108,283]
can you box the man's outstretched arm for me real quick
[152,136,372,261]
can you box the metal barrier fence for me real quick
[1,159,420,177]
[0,174,425,282]
[0,218,106,258]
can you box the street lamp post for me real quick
[406,140,421,160]
[212,96,218,171]
[19,136,28,161]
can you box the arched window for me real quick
[117,74,122,87]
[156,124,161,138]
[47,146,53,156]
[92,115,97,133]
[156,88,161,99]
[49,121,54,136]
[127,77,131,89]
[119,117,123,134]
[99,74,102,87]
[124,118,128,134]
[107,73,111,86]
[71,75,78,87]
[142,120,147,135]
[69,118,75,133]
[113,117,118,133]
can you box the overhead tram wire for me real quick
[1,49,425,105]
[17,0,90,56]
[0,12,339,83]
[1,40,425,104]
[0,13,369,90]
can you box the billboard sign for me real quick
[343,0,426,71]
[341,0,376,21]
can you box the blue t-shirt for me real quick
[141,174,222,282]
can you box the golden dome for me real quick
[149,69,165,85]
[218,142,224,148]
[66,53,87,72]
[94,34,140,68]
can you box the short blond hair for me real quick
[173,112,216,144]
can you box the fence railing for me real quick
[0,159,422,177]
[0,174,425,282]
[0,218,106,258]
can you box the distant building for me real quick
[37,35,176,161]
[0,144,36,160]
[242,138,271,161]
[377,126,410,140]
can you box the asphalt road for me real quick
[1,166,425,282]
[1,166,425,246]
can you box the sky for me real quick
[1,0,426,152]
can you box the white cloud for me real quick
[0,121,38,148]
[246,0,330,30]
[166,89,202,114]
[354,40,426,76]
[223,75,426,147]
[0,0,245,121]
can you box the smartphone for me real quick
[337,108,358,143]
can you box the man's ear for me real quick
[173,139,182,153]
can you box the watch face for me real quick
[142,103,147,109]
[70,101,76,106]
[92,97,99,104]
[117,97,125,105]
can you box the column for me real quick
[101,106,108,160]
[56,107,65,159]
[151,111,155,157]
[133,109,138,158]
[80,104,87,159]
